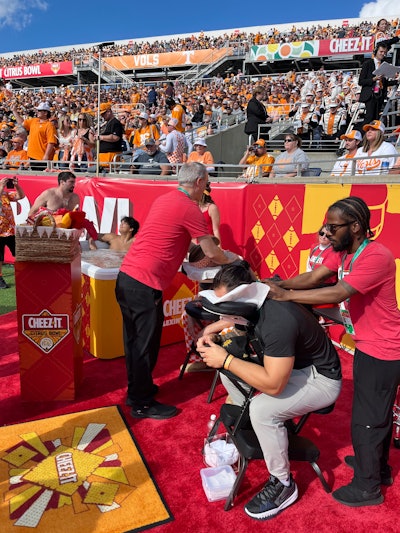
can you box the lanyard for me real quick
[177,186,191,199]
[309,244,331,270]
[339,239,370,279]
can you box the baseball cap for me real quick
[363,120,385,133]
[168,118,178,127]
[254,139,266,147]
[36,102,51,112]
[340,130,363,141]
[144,138,156,145]
[99,102,112,114]
[139,112,149,120]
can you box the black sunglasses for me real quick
[325,221,356,234]
[319,231,328,237]
[284,138,294,142]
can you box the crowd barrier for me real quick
[8,175,400,288]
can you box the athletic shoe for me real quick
[244,474,298,520]
[332,481,383,507]
[344,455,393,486]
[0,277,9,289]
[130,400,178,420]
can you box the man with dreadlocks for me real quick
[265,196,400,508]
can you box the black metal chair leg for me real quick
[310,461,332,493]
[224,456,249,511]
[207,370,220,403]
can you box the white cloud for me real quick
[0,1,47,30]
[360,0,400,18]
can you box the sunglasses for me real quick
[319,231,328,237]
[284,139,294,142]
[325,221,356,234]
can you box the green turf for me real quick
[0,264,16,315]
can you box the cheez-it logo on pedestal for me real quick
[22,309,70,353]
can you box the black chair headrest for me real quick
[199,297,258,322]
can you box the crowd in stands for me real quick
[0,60,398,173]
[0,18,399,68]
[0,15,399,174]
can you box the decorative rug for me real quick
[0,406,173,533]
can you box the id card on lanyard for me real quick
[338,239,369,336]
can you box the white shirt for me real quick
[355,142,398,175]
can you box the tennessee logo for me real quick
[22,309,69,353]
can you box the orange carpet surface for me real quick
[0,406,172,533]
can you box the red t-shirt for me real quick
[324,241,400,361]
[307,243,338,285]
[120,189,209,290]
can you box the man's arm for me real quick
[276,265,334,289]
[28,190,51,217]
[198,235,238,264]
[266,279,357,306]
[197,336,294,396]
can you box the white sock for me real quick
[279,477,291,487]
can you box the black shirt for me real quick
[99,116,124,153]
[255,299,341,380]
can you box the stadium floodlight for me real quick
[96,41,115,176]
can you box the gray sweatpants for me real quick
[221,365,342,481]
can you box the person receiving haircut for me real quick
[266,196,400,508]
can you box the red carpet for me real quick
[1,310,399,533]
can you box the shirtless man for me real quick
[28,171,80,218]
[91,216,139,251]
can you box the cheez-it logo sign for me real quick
[22,309,69,353]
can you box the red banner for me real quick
[0,61,74,80]
[318,36,374,55]
[9,176,400,284]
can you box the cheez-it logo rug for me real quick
[22,309,69,353]
[51,62,60,74]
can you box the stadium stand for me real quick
[0,16,399,176]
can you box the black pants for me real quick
[115,272,163,406]
[352,348,400,491]
[0,236,15,261]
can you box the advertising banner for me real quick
[0,61,74,80]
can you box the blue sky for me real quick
[0,0,398,54]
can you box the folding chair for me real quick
[201,298,335,510]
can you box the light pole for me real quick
[96,41,115,176]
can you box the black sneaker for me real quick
[130,400,178,420]
[126,384,159,406]
[0,277,9,289]
[344,455,393,486]
[332,481,383,507]
[244,474,298,520]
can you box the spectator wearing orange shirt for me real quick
[187,138,215,172]
[2,136,29,170]
[11,102,58,172]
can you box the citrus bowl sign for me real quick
[22,309,70,353]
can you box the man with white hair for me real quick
[115,162,239,420]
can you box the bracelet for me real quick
[223,354,234,371]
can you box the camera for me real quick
[6,178,15,189]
